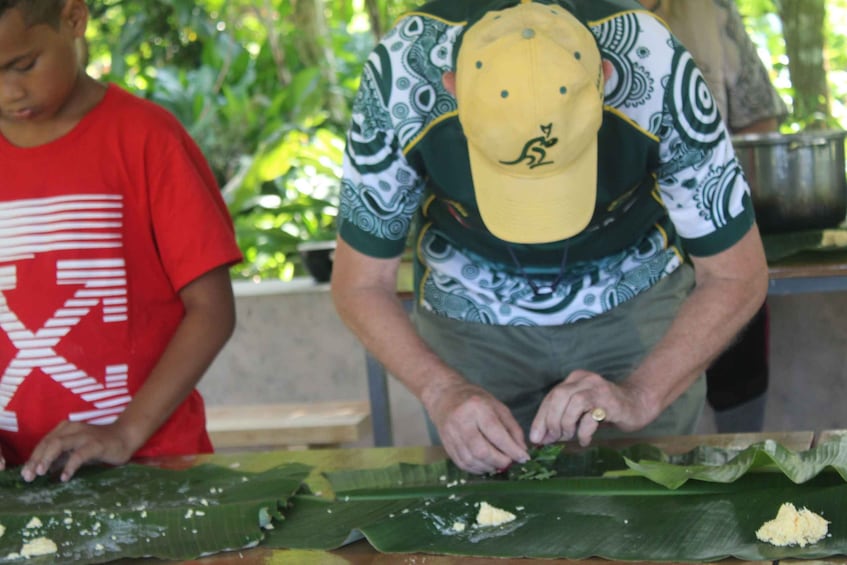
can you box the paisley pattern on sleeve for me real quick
[340,16,463,250]
[593,13,750,245]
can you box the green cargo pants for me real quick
[411,264,705,444]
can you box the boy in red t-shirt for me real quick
[0,0,243,481]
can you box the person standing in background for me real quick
[638,0,788,433]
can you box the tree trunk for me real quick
[293,0,348,125]
[258,0,292,87]
[776,0,830,127]
[365,0,383,38]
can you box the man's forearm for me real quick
[627,274,766,421]
[625,230,769,424]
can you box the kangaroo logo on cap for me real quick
[456,2,603,243]
[499,124,558,170]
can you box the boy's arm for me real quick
[21,265,236,482]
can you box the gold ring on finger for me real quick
[590,407,607,422]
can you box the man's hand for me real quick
[427,381,529,475]
[331,241,529,474]
[529,370,655,447]
[0,446,5,471]
[20,421,137,483]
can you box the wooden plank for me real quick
[206,400,371,449]
[768,252,847,279]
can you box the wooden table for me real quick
[205,400,371,450]
[768,252,847,294]
[119,430,844,564]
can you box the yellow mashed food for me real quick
[756,502,829,547]
[475,501,516,527]
[20,536,58,558]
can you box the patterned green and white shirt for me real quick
[338,0,755,326]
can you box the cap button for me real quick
[522,28,535,39]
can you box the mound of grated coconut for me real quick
[475,502,516,528]
[756,502,829,547]
[20,537,59,558]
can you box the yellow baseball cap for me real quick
[456,2,605,244]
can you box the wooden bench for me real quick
[205,400,371,451]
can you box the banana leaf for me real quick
[0,462,311,564]
[621,436,847,489]
[264,441,847,561]
[270,473,847,561]
[5,439,847,562]
[323,443,673,492]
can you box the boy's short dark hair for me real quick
[0,0,66,28]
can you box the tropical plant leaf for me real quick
[359,474,847,561]
[326,460,465,493]
[506,444,566,480]
[265,441,847,560]
[622,436,847,489]
[264,457,847,561]
[0,462,310,564]
[266,494,412,550]
[324,443,669,492]
[6,440,847,562]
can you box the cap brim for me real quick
[468,139,598,244]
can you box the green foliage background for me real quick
[738,0,847,130]
[81,0,845,281]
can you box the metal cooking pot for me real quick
[731,129,847,234]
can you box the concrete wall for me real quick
[199,279,847,447]
[765,293,847,431]
[199,279,430,447]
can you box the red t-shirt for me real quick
[0,85,243,466]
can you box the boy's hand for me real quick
[21,421,137,483]
[0,446,5,470]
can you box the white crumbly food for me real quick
[20,537,59,558]
[475,502,516,527]
[25,517,42,529]
[756,502,829,547]
[451,521,466,533]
